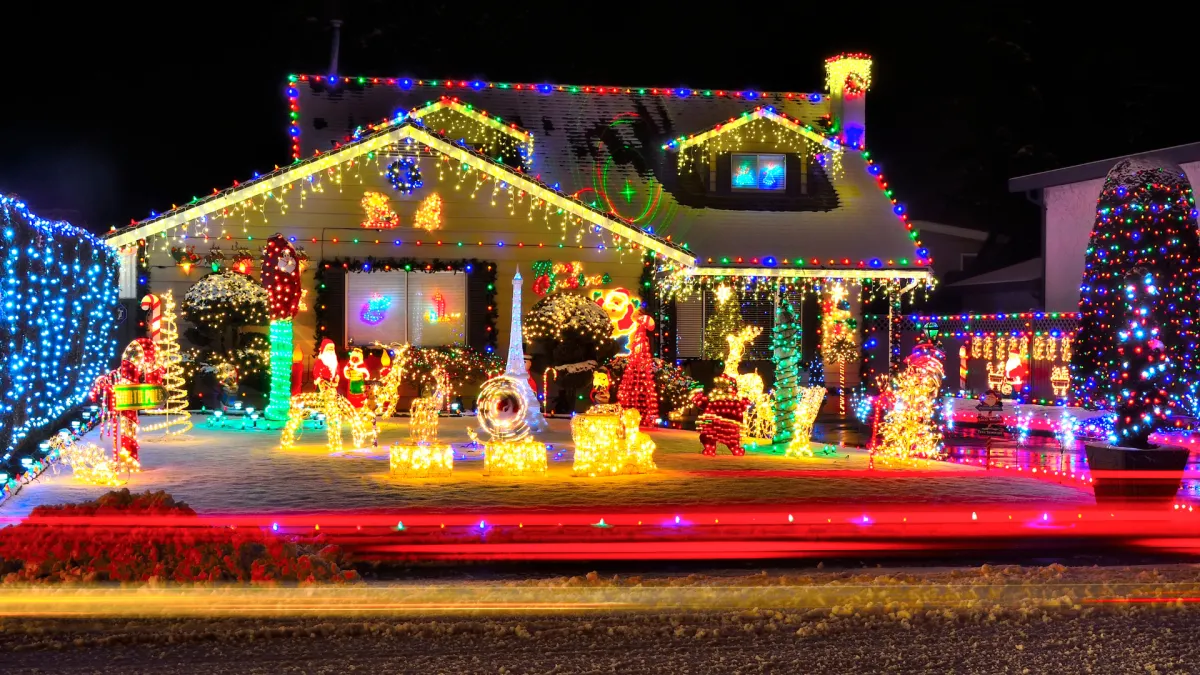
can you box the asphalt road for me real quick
[4,604,1199,673]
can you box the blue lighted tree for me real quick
[1112,268,1174,449]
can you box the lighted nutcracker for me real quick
[692,374,751,456]
[342,347,370,409]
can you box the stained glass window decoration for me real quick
[731,153,786,191]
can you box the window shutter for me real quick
[323,268,349,350]
[466,267,491,352]
[675,296,704,358]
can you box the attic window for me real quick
[731,153,786,191]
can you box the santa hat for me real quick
[318,338,335,354]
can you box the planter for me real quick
[1085,443,1190,504]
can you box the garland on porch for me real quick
[313,257,497,354]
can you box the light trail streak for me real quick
[6,582,1200,618]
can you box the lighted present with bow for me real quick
[570,406,656,477]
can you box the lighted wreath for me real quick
[387,156,423,195]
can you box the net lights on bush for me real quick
[0,197,119,472]
[1076,158,1200,417]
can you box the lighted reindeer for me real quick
[279,341,374,452]
[725,325,775,440]
[408,362,451,444]
[370,343,412,419]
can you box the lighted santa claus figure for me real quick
[692,374,751,457]
[342,347,371,408]
[313,339,340,386]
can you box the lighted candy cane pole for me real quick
[261,234,303,421]
[140,294,161,345]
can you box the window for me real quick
[731,153,786,191]
[345,271,466,347]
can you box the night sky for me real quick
[2,3,1196,256]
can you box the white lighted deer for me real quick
[725,325,775,439]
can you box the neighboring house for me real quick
[1008,142,1200,313]
[103,55,932,392]
[906,220,988,281]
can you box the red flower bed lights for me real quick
[0,490,359,584]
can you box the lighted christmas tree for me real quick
[771,297,801,444]
[704,285,743,360]
[142,290,191,435]
[1111,268,1175,448]
[821,282,858,415]
[1075,157,1200,414]
[874,338,945,460]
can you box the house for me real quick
[1007,142,1200,314]
[103,54,932,402]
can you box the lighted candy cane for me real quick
[140,294,161,345]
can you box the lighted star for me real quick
[620,180,636,203]
[714,285,733,304]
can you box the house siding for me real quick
[1043,160,1200,313]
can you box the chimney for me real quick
[329,19,343,75]
[824,54,872,149]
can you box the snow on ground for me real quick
[5,566,1200,673]
[0,415,1094,517]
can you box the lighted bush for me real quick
[0,197,118,472]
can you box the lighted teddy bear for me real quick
[692,374,751,456]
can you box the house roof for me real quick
[103,112,694,267]
[1009,142,1200,192]
[946,257,1042,287]
[287,74,932,280]
[909,220,989,242]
